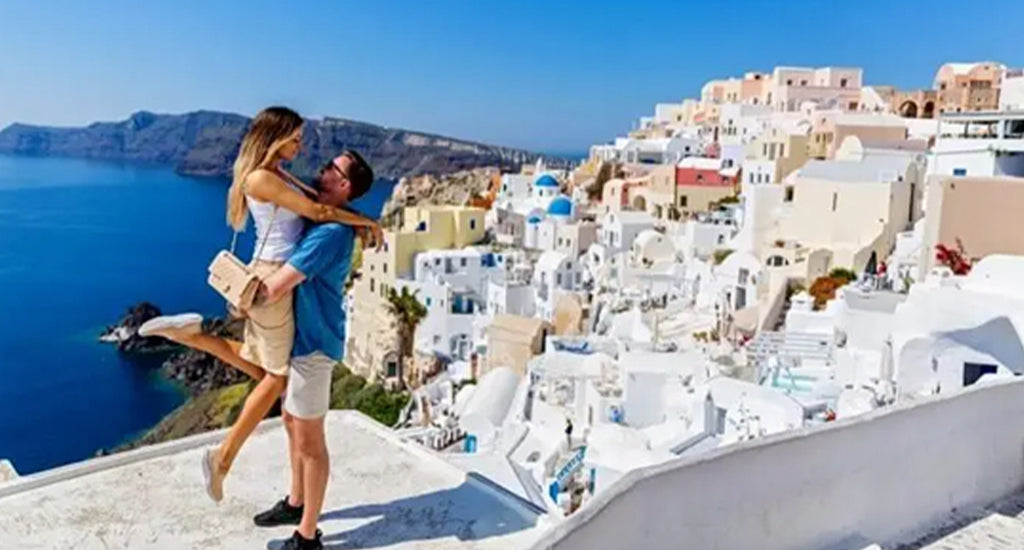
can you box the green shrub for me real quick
[329,363,409,426]
[712,248,734,265]
[828,267,857,282]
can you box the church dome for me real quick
[547,195,573,217]
[534,174,559,188]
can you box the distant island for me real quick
[0,110,568,181]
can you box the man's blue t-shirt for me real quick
[287,223,356,360]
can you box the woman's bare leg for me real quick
[215,372,287,473]
[157,328,266,381]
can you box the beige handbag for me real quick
[207,203,278,312]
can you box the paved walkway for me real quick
[896,492,1024,550]
[0,412,545,550]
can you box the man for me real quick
[248,151,374,550]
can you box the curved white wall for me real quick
[533,378,1024,550]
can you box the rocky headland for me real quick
[0,110,569,181]
[101,303,407,454]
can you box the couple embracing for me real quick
[140,106,382,550]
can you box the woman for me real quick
[140,106,378,502]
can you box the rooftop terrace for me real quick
[0,412,545,550]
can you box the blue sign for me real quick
[554,446,587,489]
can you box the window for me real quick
[470,219,477,230]
[953,168,967,176]
[738,268,749,285]
[696,174,704,182]
[800,80,807,86]
[831,192,838,211]
[416,221,427,232]
[386,361,398,378]
[426,297,432,307]
[678,195,688,207]
[784,186,795,202]
[556,273,563,286]
[786,79,793,86]
[434,258,441,266]
[840,78,848,88]
[763,143,768,157]
[382,263,387,274]
[460,258,467,267]
[433,335,441,345]
[963,363,998,387]
[370,279,375,292]
[779,144,785,158]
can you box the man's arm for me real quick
[257,264,307,305]
[253,223,351,306]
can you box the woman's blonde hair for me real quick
[226,106,304,230]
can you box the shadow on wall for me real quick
[943,316,1024,374]
[313,476,539,549]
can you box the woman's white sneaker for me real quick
[138,313,203,339]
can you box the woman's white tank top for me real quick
[247,171,305,262]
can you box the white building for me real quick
[930,111,1024,178]
[534,251,581,321]
[599,211,656,254]
[1000,69,1024,111]
[892,255,1024,399]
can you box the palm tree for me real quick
[385,286,428,387]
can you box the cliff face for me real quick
[0,111,561,180]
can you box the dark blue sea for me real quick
[0,154,393,475]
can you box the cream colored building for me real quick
[919,176,1024,279]
[808,113,908,159]
[625,165,677,219]
[345,205,487,380]
[743,125,811,184]
[776,152,924,275]
[484,314,549,377]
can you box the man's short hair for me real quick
[340,150,374,201]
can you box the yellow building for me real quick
[345,205,487,380]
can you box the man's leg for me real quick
[253,410,306,527]
[293,416,329,540]
[285,410,305,508]
[278,352,335,543]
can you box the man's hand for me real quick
[260,264,308,305]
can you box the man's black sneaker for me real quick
[279,529,323,550]
[254,496,303,527]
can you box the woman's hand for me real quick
[357,223,384,251]
[369,222,384,251]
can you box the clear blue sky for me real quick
[1,1,1022,153]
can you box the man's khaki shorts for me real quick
[284,352,336,419]
[239,260,294,377]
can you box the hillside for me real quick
[0,110,564,180]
